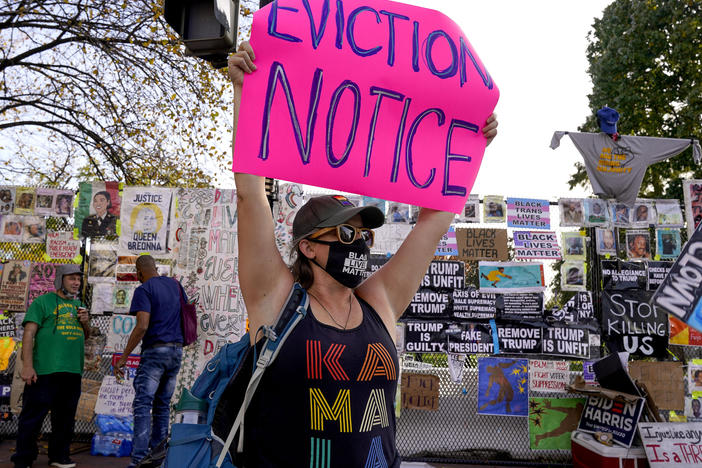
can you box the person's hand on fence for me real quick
[21,365,37,385]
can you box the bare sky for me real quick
[396,0,614,200]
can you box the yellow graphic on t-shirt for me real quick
[596,147,632,174]
[310,388,352,432]
[53,303,83,341]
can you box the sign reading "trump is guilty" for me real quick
[233,0,499,213]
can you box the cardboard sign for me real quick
[445,322,494,354]
[628,361,684,411]
[401,373,439,410]
[451,287,496,320]
[529,360,570,393]
[234,0,499,213]
[638,422,702,467]
[496,293,543,321]
[496,325,541,354]
[541,327,590,359]
[455,228,508,261]
[601,260,647,290]
[95,376,135,417]
[529,397,585,450]
[652,222,702,332]
[478,261,545,293]
[602,290,669,358]
[512,230,560,260]
[647,260,674,290]
[578,395,645,447]
[404,321,445,353]
[507,198,550,229]
[477,358,528,416]
[46,231,80,260]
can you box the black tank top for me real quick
[244,295,400,467]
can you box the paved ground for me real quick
[0,438,556,467]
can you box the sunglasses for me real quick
[308,224,374,248]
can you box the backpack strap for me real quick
[215,283,308,468]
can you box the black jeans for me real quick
[11,372,81,465]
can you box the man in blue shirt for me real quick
[114,255,185,468]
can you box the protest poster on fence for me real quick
[435,227,458,256]
[27,263,60,307]
[601,260,647,290]
[169,188,216,272]
[529,398,585,450]
[75,181,121,238]
[119,186,172,255]
[647,260,673,291]
[496,325,541,354]
[401,373,439,410]
[233,0,499,213]
[419,260,464,290]
[456,194,480,223]
[1,215,24,242]
[113,281,138,314]
[95,376,135,417]
[405,288,451,319]
[0,186,15,214]
[91,282,115,315]
[541,327,590,359]
[529,360,570,393]
[652,222,702,333]
[105,315,141,355]
[602,290,668,358]
[0,315,14,338]
[110,354,141,380]
[14,187,35,215]
[683,179,702,239]
[578,395,644,447]
[46,231,80,260]
[273,183,305,262]
[0,261,31,311]
[669,316,702,346]
[561,261,586,292]
[544,292,597,329]
[451,287,496,320]
[638,422,702,467]
[478,261,545,293]
[34,188,55,216]
[496,293,543,321]
[477,358,528,416]
[445,322,494,354]
[513,231,560,260]
[404,321,445,353]
[88,241,117,283]
[629,361,684,411]
[507,198,550,229]
[455,228,508,261]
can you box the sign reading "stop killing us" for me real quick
[233,0,499,213]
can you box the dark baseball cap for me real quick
[596,106,620,134]
[292,195,385,244]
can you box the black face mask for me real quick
[309,238,371,289]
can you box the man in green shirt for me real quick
[12,264,90,468]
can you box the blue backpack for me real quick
[163,283,308,468]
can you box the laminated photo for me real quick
[21,216,45,244]
[558,198,584,227]
[34,188,55,216]
[483,195,506,223]
[683,179,702,237]
[562,232,586,260]
[0,187,15,214]
[655,200,684,227]
[609,201,631,228]
[626,229,651,261]
[14,187,35,215]
[386,202,410,224]
[631,200,655,228]
[561,261,586,292]
[655,229,681,260]
[456,194,480,223]
[583,199,608,227]
[595,228,617,256]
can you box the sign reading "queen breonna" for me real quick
[233,0,499,213]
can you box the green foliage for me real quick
[0,0,236,188]
[571,0,702,199]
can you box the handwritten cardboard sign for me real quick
[628,361,684,411]
[638,422,702,467]
[46,231,80,260]
[455,228,508,261]
[401,373,439,410]
[95,376,135,417]
[234,0,499,213]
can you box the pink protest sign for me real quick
[233,0,499,213]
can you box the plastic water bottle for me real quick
[174,388,207,424]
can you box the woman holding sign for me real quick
[229,42,497,467]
